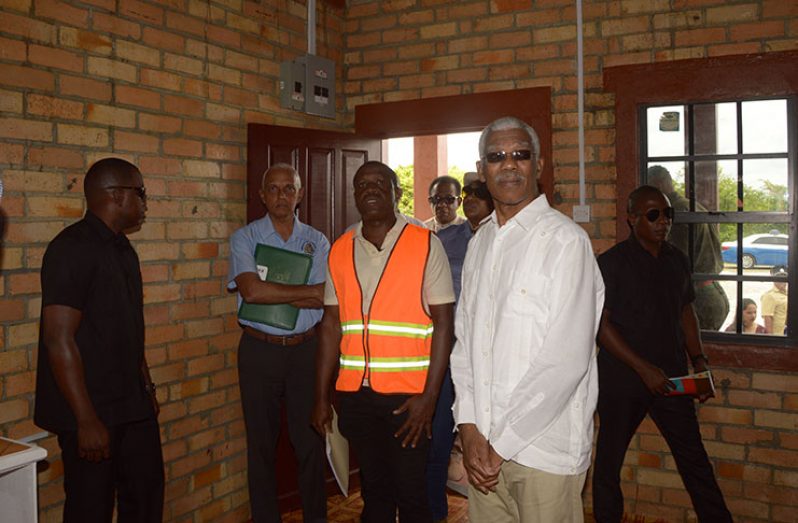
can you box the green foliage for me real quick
[673,171,788,242]
[395,164,414,216]
[392,165,470,218]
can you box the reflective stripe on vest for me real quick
[329,223,432,394]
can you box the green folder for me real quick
[237,243,313,330]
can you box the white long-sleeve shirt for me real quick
[450,195,605,475]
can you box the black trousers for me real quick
[238,332,327,523]
[338,387,432,523]
[592,385,732,523]
[57,416,164,523]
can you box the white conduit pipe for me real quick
[576,0,586,207]
[308,0,316,55]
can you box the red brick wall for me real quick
[342,1,796,521]
[0,1,345,521]
[1,0,797,521]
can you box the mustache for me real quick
[494,170,523,183]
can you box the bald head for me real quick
[647,165,675,194]
[84,158,141,207]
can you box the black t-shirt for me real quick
[597,233,695,391]
[34,212,153,432]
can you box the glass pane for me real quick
[715,160,740,212]
[742,158,789,212]
[719,223,789,272]
[646,161,686,203]
[742,99,788,154]
[694,102,737,155]
[750,278,787,336]
[647,105,686,157]
[717,279,737,333]
[692,160,725,212]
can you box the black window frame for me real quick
[639,96,797,346]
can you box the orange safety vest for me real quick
[329,223,433,394]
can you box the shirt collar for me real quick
[353,213,407,241]
[489,194,550,231]
[84,210,125,244]
[263,213,301,241]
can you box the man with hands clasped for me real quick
[450,117,605,522]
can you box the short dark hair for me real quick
[354,161,399,189]
[627,185,665,214]
[84,157,139,199]
[428,175,461,196]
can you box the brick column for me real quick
[413,135,448,221]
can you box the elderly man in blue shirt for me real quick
[228,163,330,523]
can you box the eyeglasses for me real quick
[107,185,147,201]
[428,195,458,206]
[483,149,533,164]
[462,184,490,200]
[642,207,674,222]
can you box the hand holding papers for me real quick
[665,370,715,398]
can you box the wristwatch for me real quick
[690,353,709,366]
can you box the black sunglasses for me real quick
[428,195,458,206]
[484,149,533,164]
[642,207,674,222]
[108,185,147,201]
[462,184,490,200]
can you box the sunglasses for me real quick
[484,149,533,164]
[428,195,458,206]
[107,185,147,201]
[462,184,490,200]
[641,207,674,222]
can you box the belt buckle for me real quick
[280,335,289,347]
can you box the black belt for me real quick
[244,326,316,346]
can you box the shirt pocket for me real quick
[497,277,550,385]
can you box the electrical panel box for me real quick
[279,59,305,111]
[298,54,335,119]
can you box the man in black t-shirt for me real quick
[592,185,731,523]
[35,158,163,523]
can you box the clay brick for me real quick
[163,138,203,157]
[0,63,55,91]
[27,195,84,218]
[115,40,161,67]
[755,410,798,430]
[206,143,239,161]
[0,117,52,141]
[120,0,163,24]
[0,36,26,62]
[730,20,786,41]
[28,44,84,72]
[116,85,162,111]
[87,104,137,128]
[56,124,108,147]
[675,27,727,47]
[184,120,220,140]
[0,142,24,165]
[26,95,84,120]
[92,13,141,39]
[0,11,57,44]
[705,3,758,24]
[752,373,798,393]
[114,130,159,153]
[163,94,205,117]
[87,57,137,82]
[35,0,88,28]
[534,24,576,43]
[0,399,28,424]
[139,114,182,134]
[60,75,112,102]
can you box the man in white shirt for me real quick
[450,116,605,522]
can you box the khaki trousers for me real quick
[468,460,586,523]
